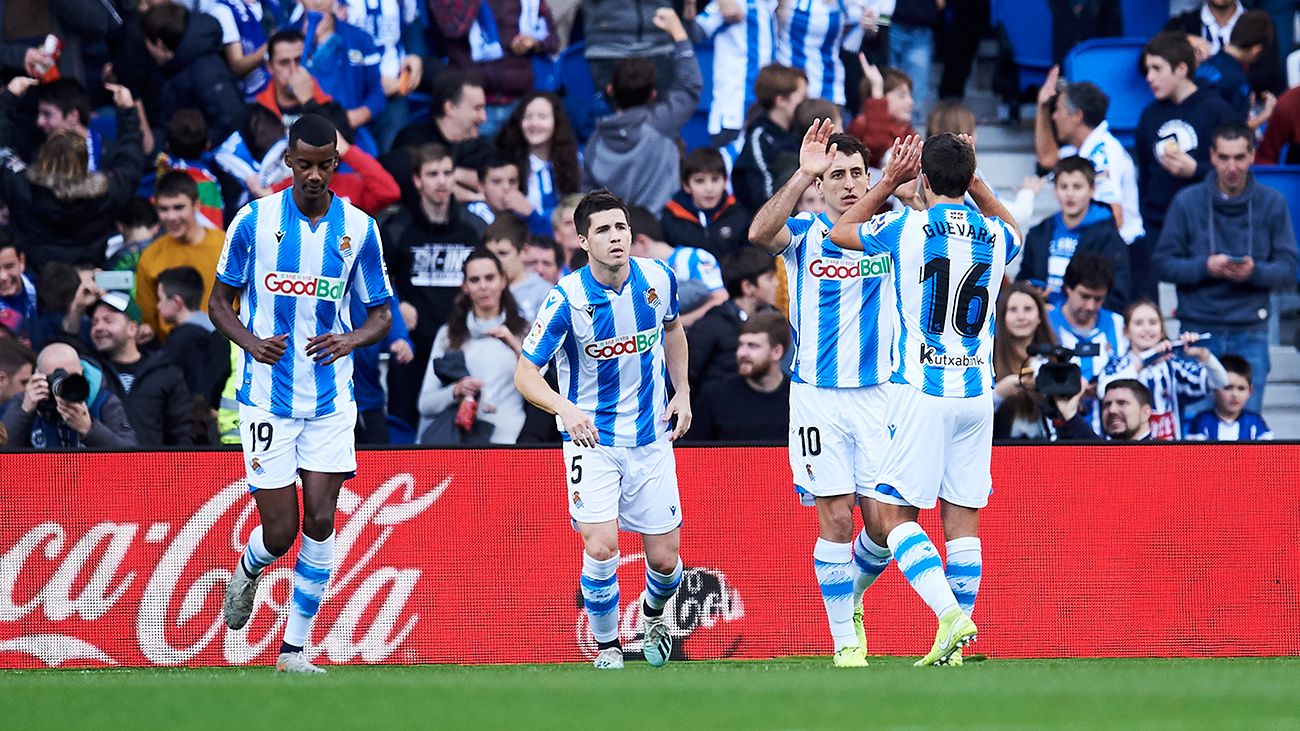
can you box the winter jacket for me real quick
[1,359,137,448]
[1194,50,1251,121]
[432,0,560,104]
[162,314,232,410]
[582,40,701,213]
[1134,87,1236,234]
[156,11,245,147]
[98,351,197,447]
[847,98,917,167]
[731,114,798,213]
[687,300,777,397]
[0,0,111,84]
[1019,203,1131,313]
[0,96,146,270]
[1153,171,1298,331]
[582,0,675,60]
[661,191,752,261]
[1165,8,1283,94]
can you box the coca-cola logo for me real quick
[0,472,447,667]
[574,553,745,661]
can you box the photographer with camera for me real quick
[2,342,136,448]
[1046,253,1128,433]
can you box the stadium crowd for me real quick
[0,0,1295,449]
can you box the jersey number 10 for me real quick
[919,258,991,337]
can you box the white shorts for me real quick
[788,381,888,503]
[238,402,358,491]
[870,382,993,510]
[562,438,682,535]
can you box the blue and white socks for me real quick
[582,552,621,648]
[813,538,857,650]
[887,522,960,619]
[283,532,334,653]
[240,525,280,579]
[945,537,981,616]
[643,558,682,617]
[851,529,892,606]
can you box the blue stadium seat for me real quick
[1249,165,1300,279]
[556,42,608,142]
[990,0,1052,115]
[681,111,711,152]
[533,53,560,93]
[1064,38,1153,149]
[1121,0,1168,39]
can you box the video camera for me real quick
[36,368,90,422]
[1026,342,1101,398]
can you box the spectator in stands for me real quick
[382,143,486,431]
[1098,300,1227,441]
[1166,0,1283,95]
[107,199,161,273]
[992,281,1057,408]
[156,266,231,445]
[1035,70,1144,245]
[848,59,916,166]
[583,9,700,213]
[885,0,943,125]
[689,311,789,442]
[2,341,137,449]
[387,69,491,204]
[483,216,552,321]
[214,104,290,209]
[136,172,226,341]
[775,0,857,108]
[687,247,779,397]
[207,0,273,102]
[27,263,93,350]
[294,0,385,154]
[628,206,728,328]
[0,238,36,329]
[0,337,34,406]
[1019,156,1130,312]
[732,64,806,213]
[694,0,778,146]
[661,148,751,262]
[468,154,541,229]
[418,248,527,445]
[0,79,145,270]
[1100,379,1155,441]
[32,80,103,172]
[255,30,333,126]
[525,236,564,285]
[147,109,225,230]
[0,0,111,85]
[1135,32,1237,300]
[1047,253,1129,433]
[339,0,425,152]
[794,98,843,139]
[89,292,195,446]
[1256,85,1300,164]
[1153,122,1297,414]
[141,3,245,148]
[583,0,677,94]
[1049,0,1121,67]
[1186,354,1273,440]
[1194,9,1276,129]
[432,0,559,138]
[353,295,414,446]
[270,128,400,216]
[494,92,582,237]
[551,193,583,271]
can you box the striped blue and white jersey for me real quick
[521,258,679,447]
[858,204,1021,399]
[776,0,853,105]
[665,246,725,292]
[696,0,777,134]
[1047,305,1127,432]
[782,211,894,389]
[343,0,420,79]
[1186,410,1273,441]
[216,190,393,419]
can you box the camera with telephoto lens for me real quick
[1027,342,1102,397]
[36,368,90,422]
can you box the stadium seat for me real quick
[1249,165,1300,280]
[681,111,711,152]
[557,41,608,142]
[990,0,1052,117]
[533,53,560,93]
[1064,38,1153,149]
[1120,0,1168,39]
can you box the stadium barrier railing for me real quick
[1,445,1296,668]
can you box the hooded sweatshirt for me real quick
[582,40,702,213]
[1153,171,1298,331]
[1019,202,1130,312]
[661,190,752,261]
[1134,86,1236,234]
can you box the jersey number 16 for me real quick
[920,258,990,337]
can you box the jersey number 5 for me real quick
[919,258,991,337]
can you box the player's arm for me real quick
[748,118,839,254]
[968,174,1023,243]
[514,359,599,448]
[661,318,691,440]
[209,280,288,365]
[306,303,392,366]
[829,134,922,250]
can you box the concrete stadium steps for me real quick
[1264,347,1300,439]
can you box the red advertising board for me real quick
[0,445,1296,668]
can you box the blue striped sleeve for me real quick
[215,203,257,287]
[522,286,572,367]
[1000,217,1022,263]
[655,259,680,322]
[858,210,905,256]
[354,217,394,306]
[695,249,724,291]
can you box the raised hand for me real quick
[881,135,922,190]
[6,76,37,98]
[798,118,839,178]
[1037,65,1060,108]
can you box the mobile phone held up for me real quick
[94,270,135,293]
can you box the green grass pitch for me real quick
[3,657,1299,729]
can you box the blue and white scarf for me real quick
[469,0,549,63]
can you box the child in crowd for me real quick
[1186,355,1273,440]
[482,215,553,322]
[661,148,751,261]
[106,199,160,273]
[847,57,915,165]
[1098,299,1227,441]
